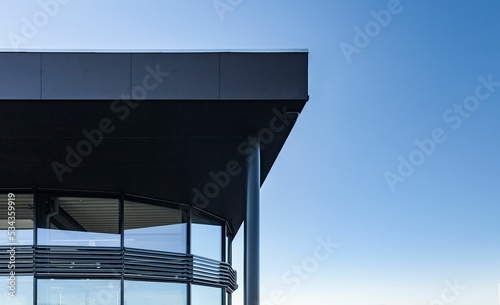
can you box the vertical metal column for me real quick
[245,140,260,305]
[228,233,234,305]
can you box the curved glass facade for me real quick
[0,191,236,305]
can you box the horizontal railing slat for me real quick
[0,246,237,292]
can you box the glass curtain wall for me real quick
[0,191,233,305]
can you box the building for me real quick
[0,51,309,305]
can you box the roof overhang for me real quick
[0,51,308,232]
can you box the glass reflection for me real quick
[191,285,222,305]
[37,279,120,305]
[124,280,187,305]
[191,213,222,261]
[0,276,33,305]
[124,201,187,253]
[0,194,34,246]
[37,196,120,247]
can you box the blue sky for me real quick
[1,0,500,304]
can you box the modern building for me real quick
[0,51,308,305]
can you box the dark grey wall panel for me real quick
[220,52,308,100]
[131,53,219,100]
[41,53,131,99]
[0,53,41,99]
[0,51,308,101]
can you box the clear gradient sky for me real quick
[1,0,500,304]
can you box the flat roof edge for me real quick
[0,48,309,53]
[0,52,308,101]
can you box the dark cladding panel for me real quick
[220,52,308,100]
[0,53,41,99]
[131,53,219,100]
[41,53,131,99]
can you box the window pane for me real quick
[0,275,33,305]
[191,213,222,261]
[37,196,120,247]
[0,194,33,246]
[37,279,120,305]
[230,225,244,305]
[124,201,186,253]
[124,280,186,305]
[191,285,222,305]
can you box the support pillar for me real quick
[245,139,260,305]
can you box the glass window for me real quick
[37,279,120,305]
[191,285,222,305]
[0,194,34,246]
[37,196,120,247]
[0,275,33,305]
[230,225,244,305]
[124,201,187,253]
[191,213,222,261]
[124,280,187,305]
